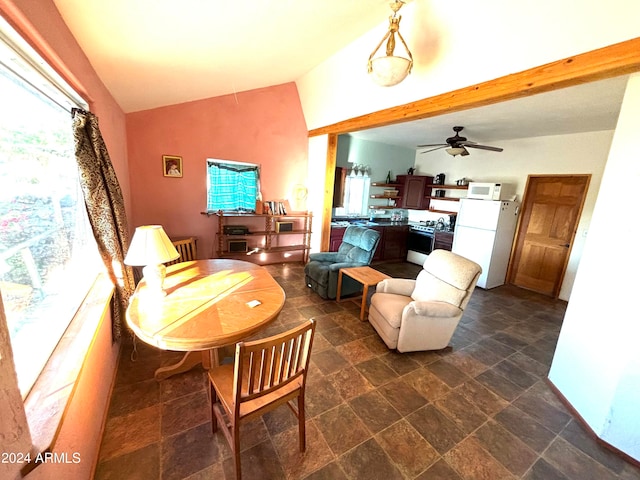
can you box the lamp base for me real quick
[142,263,168,296]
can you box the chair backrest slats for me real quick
[235,320,315,403]
[167,237,197,265]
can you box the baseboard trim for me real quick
[545,378,640,469]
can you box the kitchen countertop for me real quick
[330,219,409,228]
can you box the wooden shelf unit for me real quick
[369,182,402,209]
[215,212,312,263]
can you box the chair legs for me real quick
[297,393,306,453]
[209,382,218,434]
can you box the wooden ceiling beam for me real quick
[308,37,640,137]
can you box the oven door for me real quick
[407,230,434,255]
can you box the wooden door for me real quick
[508,175,590,297]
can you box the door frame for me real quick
[507,174,591,298]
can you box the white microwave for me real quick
[466,182,511,200]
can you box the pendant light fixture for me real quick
[367,0,413,87]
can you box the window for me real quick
[335,167,371,216]
[0,18,101,397]
[206,159,260,213]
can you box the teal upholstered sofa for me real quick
[304,226,380,300]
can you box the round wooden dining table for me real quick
[126,259,285,380]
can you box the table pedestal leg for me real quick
[154,345,234,380]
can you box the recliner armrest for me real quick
[328,262,366,272]
[409,300,462,318]
[376,278,416,297]
[308,252,343,262]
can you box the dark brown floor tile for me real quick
[506,351,548,378]
[415,458,464,480]
[427,359,470,387]
[108,378,160,417]
[310,331,333,353]
[475,368,525,401]
[159,368,207,402]
[379,350,421,375]
[335,338,376,365]
[262,404,298,437]
[327,365,374,400]
[494,405,556,454]
[376,419,439,478]
[349,390,401,434]
[181,462,225,480]
[521,344,554,366]
[302,461,348,480]
[492,358,539,389]
[99,404,161,462]
[360,334,391,356]
[523,458,570,480]
[491,331,530,350]
[272,421,334,479]
[161,390,210,437]
[95,443,160,480]
[354,357,399,387]
[455,379,509,416]
[321,325,359,346]
[338,438,404,480]
[543,437,620,480]
[560,419,628,474]
[463,342,505,367]
[473,420,538,476]
[433,390,487,435]
[315,403,369,455]
[405,348,446,366]
[407,404,466,454]
[312,348,349,375]
[311,314,339,332]
[161,423,222,480]
[513,391,572,434]
[443,436,514,480]
[441,350,489,377]
[221,439,286,480]
[305,377,344,418]
[377,378,429,416]
[299,304,328,318]
[404,367,451,401]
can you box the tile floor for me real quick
[95,262,640,480]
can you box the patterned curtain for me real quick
[72,109,135,341]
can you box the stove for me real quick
[409,221,436,234]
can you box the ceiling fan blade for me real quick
[416,143,447,148]
[464,144,503,152]
[419,145,447,154]
[461,146,470,156]
[457,140,478,146]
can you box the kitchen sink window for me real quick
[336,165,370,216]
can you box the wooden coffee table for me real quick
[126,259,285,380]
[336,266,390,320]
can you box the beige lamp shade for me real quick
[124,225,179,266]
[369,56,412,87]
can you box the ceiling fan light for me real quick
[446,147,466,157]
[369,56,411,86]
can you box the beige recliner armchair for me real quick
[368,250,482,353]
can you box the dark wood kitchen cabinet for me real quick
[397,175,433,209]
[329,226,346,251]
[332,167,347,207]
[380,225,409,261]
[434,231,454,251]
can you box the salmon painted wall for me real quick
[126,82,309,259]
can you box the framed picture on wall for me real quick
[163,155,183,178]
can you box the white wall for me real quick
[413,130,613,300]
[297,0,640,131]
[548,74,640,460]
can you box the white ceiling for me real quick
[52,0,396,113]
[52,1,628,147]
[349,76,629,149]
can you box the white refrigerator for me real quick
[452,199,519,289]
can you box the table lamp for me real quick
[124,225,179,296]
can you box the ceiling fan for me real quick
[418,126,504,156]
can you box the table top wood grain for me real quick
[126,259,285,351]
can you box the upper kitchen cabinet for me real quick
[397,175,433,209]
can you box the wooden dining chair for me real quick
[208,319,316,480]
[167,236,197,265]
